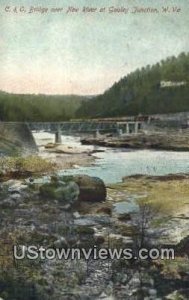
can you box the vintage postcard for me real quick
[0,0,189,299]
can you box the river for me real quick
[33,132,189,184]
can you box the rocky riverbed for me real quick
[81,132,189,151]
[0,130,189,299]
[0,172,188,300]
[35,134,100,171]
[40,150,96,170]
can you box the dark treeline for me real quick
[0,93,87,121]
[76,52,189,118]
[1,52,189,121]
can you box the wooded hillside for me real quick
[76,52,189,118]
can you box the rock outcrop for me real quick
[39,176,80,207]
[81,133,189,151]
[0,123,38,156]
[39,175,107,206]
[69,175,107,202]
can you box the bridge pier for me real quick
[116,121,141,135]
[135,122,139,134]
[116,124,122,136]
[117,128,123,136]
[55,126,62,144]
[95,129,101,138]
[126,123,129,134]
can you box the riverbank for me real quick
[39,150,96,170]
[0,132,189,299]
[0,172,188,299]
[34,132,98,171]
[107,174,189,243]
[81,132,189,151]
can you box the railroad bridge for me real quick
[27,120,144,143]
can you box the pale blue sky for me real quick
[0,0,188,95]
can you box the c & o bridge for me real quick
[27,119,144,143]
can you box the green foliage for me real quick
[0,93,87,121]
[157,256,189,280]
[0,156,55,177]
[1,52,188,120]
[76,52,189,117]
[39,183,58,198]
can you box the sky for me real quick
[0,0,189,95]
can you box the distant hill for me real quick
[1,52,189,121]
[0,92,88,121]
[76,52,189,118]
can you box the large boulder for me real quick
[69,175,106,202]
[39,175,106,205]
[39,177,80,206]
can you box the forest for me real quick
[76,52,189,118]
[0,93,87,121]
[0,52,188,121]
